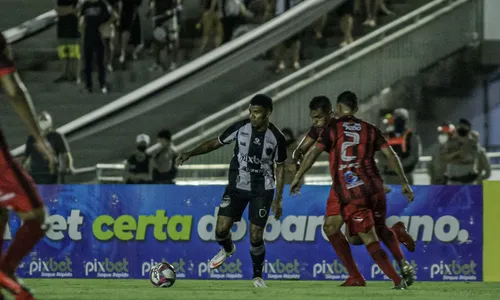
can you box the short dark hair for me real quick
[309,96,332,112]
[337,91,358,111]
[250,94,273,111]
[157,129,172,140]
[459,118,471,127]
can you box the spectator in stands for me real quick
[198,0,223,55]
[55,0,81,83]
[469,131,491,185]
[337,0,355,47]
[442,118,480,185]
[79,0,112,94]
[314,15,328,48]
[273,0,302,73]
[100,0,120,72]
[124,134,153,184]
[151,129,178,184]
[377,108,421,184]
[149,0,181,71]
[362,0,394,28]
[218,0,254,44]
[118,0,143,64]
[427,122,455,185]
[23,111,74,184]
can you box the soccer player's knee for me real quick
[215,217,232,233]
[322,223,339,237]
[249,226,264,244]
[250,240,265,256]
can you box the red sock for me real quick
[1,220,44,275]
[378,226,404,261]
[366,242,401,285]
[0,271,22,295]
[328,231,363,279]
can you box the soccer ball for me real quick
[149,262,176,288]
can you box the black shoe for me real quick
[393,279,408,290]
[401,261,416,287]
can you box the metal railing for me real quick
[2,10,57,44]
[154,0,469,155]
[10,0,346,157]
[94,152,500,183]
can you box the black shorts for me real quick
[217,187,274,228]
[336,0,354,17]
[57,14,80,39]
[120,7,138,32]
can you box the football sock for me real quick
[0,271,22,295]
[1,220,44,275]
[250,241,266,279]
[378,226,404,261]
[327,231,363,279]
[215,231,234,253]
[366,242,401,285]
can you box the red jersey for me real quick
[0,32,15,76]
[317,116,389,203]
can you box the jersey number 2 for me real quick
[341,132,360,162]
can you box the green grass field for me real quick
[4,280,500,300]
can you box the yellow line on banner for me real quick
[483,180,500,282]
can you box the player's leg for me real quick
[344,200,406,289]
[323,191,365,286]
[247,191,274,288]
[372,193,415,286]
[209,189,247,269]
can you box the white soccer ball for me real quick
[149,262,176,288]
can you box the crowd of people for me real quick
[52,0,399,93]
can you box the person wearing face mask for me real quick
[151,129,178,184]
[124,133,153,183]
[427,122,455,185]
[23,111,74,184]
[378,108,421,185]
[441,118,480,185]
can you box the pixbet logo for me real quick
[142,258,190,278]
[28,257,73,278]
[263,259,300,279]
[84,258,129,278]
[430,260,477,281]
[198,259,243,279]
[343,122,361,131]
[312,260,349,280]
[371,260,418,279]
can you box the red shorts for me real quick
[0,146,44,212]
[325,187,341,216]
[342,191,387,236]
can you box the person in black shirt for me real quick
[176,94,287,288]
[152,129,177,184]
[79,0,112,93]
[23,111,73,184]
[124,134,153,183]
[55,0,81,83]
[118,0,143,64]
[149,0,180,71]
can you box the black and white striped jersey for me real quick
[218,119,287,193]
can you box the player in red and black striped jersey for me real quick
[292,91,415,290]
[0,32,56,300]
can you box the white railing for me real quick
[151,0,465,155]
[2,10,57,43]
[94,152,500,183]
[10,0,345,157]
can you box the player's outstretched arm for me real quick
[290,144,322,194]
[176,138,223,166]
[380,146,414,201]
[292,135,316,165]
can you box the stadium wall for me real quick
[2,184,493,282]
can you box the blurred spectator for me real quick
[100,0,120,72]
[378,108,421,184]
[218,0,254,44]
[273,0,302,73]
[149,0,181,71]
[23,111,74,184]
[198,0,223,55]
[79,0,112,93]
[362,0,394,28]
[124,134,153,183]
[118,0,143,64]
[476,146,491,185]
[427,122,455,185]
[151,129,178,184]
[337,0,354,47]
[314,15,328,48]
[441,118,480,185]
[55,0,81,83]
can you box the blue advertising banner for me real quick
[4,185,482,281]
